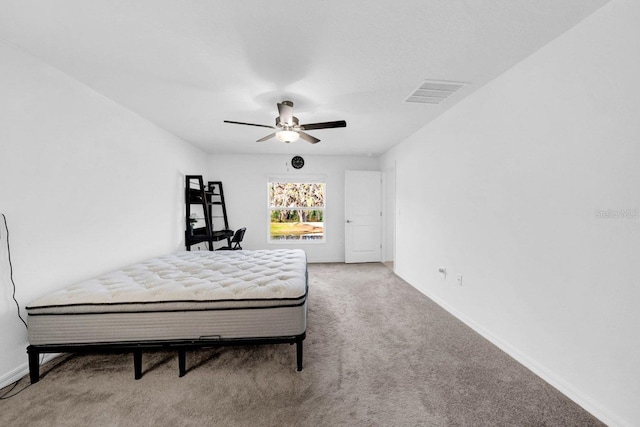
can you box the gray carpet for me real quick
[0,262,603,426]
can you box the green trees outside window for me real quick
[269,182,325,241]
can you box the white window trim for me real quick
[267,174,327,245]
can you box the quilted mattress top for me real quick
[26,249,307,314]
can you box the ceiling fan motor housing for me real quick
[276,116,298,129]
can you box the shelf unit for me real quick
[185,176,233,250]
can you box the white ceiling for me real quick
[0,0,609,156]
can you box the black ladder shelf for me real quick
[185,176,233,251]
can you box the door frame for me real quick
[344,170,382,263]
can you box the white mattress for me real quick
[27,249,308,345]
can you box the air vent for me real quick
[405,80,467,105]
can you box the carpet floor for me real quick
[0,262,603,426]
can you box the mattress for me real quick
[27,249,308,346]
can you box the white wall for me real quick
[0,41,207,384]
[382,164,396,263]
[208,154,379,262]
[381,1,640,425]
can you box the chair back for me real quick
[231,227,246,249]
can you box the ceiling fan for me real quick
[224,100,347,144]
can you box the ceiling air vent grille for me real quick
[405,80,467,104]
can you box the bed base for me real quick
[27,333,305,384]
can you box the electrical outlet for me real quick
[457,274,463,286]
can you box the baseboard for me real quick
[0,353,61,389]
[307,257,344,263]
[402,277,627,427]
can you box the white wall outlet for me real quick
[457,274,463,286]
[438,267,447,278]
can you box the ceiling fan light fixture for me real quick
[276,130,299,143]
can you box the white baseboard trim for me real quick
[404,278,628,427]
[307,258,344,263]
[0,353,61,390]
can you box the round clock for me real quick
[291,156,305,169]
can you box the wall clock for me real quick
[291,156,305,169]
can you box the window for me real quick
[268,179,325,242]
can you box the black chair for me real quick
[217,227,246,250]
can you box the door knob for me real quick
[346,220,353,223]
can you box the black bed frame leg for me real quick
[178,349,186,377]
[296,337,303,371]
[28,348,40,384]
[133,350,143,380]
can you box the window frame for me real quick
[266,174,327,244]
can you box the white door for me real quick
[345,170,381,263]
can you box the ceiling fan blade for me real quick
[298,131,320,144]
[299,120,347,131]
[224,120,275,129]
[277,101,294,126]
[257,133,276,142]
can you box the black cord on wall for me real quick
[0,213,33,399]
[1,213,28,329]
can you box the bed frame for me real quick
[27,334,305,384]
[26,250,308,384]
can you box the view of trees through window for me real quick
[268,182,325,241]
